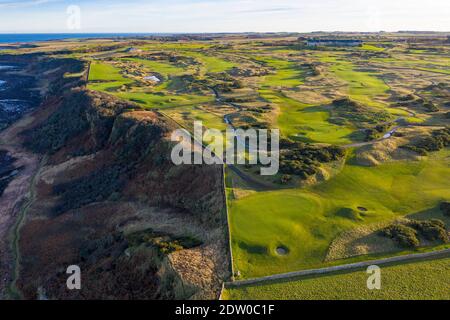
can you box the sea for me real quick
[0,33,175,44]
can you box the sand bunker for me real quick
[276,246,289,256]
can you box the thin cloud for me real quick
[0,0,59,8]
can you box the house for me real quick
[306,39,363,47]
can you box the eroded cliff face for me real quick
[0,55,228,300]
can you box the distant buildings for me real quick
[306,39,363,47]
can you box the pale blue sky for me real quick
[0,0,449,33]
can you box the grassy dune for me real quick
[223,256,450,300]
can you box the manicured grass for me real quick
[319,55,390,108]
[256,57,304,88]
[114,91,213,109]
[223,256,450,300]
[89,61,130,83]
[183,51,236,74]
[88,60,212,109]
[88,61,134,93]
[260,90,355,144]
[121,57,188,79]
[359,44,386,52]
[229,149,450,278]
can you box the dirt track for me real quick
[0,113,41,299]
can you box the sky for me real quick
[0,0,449,33]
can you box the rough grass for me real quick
[164,106,228,132]
[223,256,450,300]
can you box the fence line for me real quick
[225,249,450,288]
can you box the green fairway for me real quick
[229,149,450,278]
[122,57,188,79]
[223,256,450,300]
[319,55,390,108]
[88,60,213,109]
[359,44,386,52]
[260,89,355,144]
[183,51,236,74]
[89,61,131,83]
[114,91,213,109]
[88,61,134,92]
[257,57,304,88]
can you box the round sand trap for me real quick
[276,246,289,256]
[357,207,368,212]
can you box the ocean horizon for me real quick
[0,33,178,44]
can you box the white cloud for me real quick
[0,0,449,33]
[0,0,59,9]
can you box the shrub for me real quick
[380,224,420,248]
[408,219,449,243]
[331,98,392,126]
[53,166,125,215]
[423,102,440,113]
[280,174,292,184]
[401,128,450,155]
[279,144,345,180]
[440,201,450,217]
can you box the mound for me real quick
[336,208,363,221]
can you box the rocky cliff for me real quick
[0,54,228,300]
